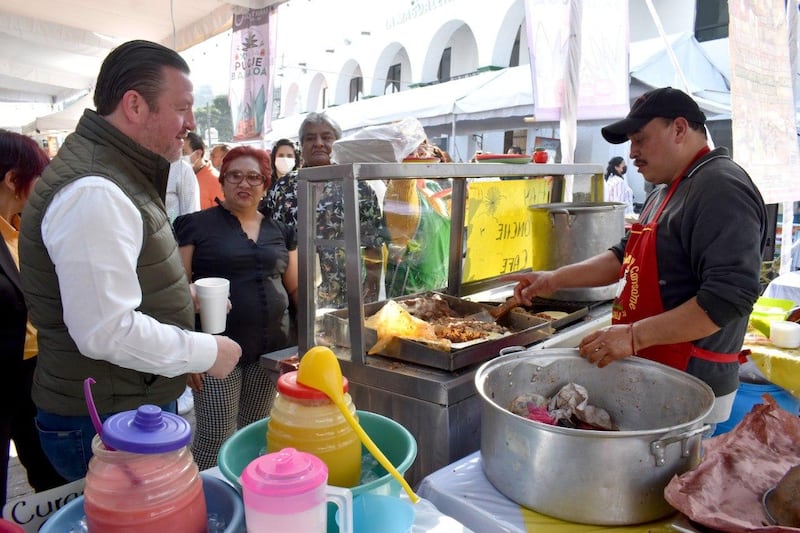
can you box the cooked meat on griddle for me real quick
[432,318,507,343]
[374,294,509,345]
[398,294,456,321]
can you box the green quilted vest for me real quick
[20,110,195,415]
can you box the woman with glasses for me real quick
[173,146,298,469]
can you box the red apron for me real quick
[611,147,742,371]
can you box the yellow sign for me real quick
[463,178,552,282]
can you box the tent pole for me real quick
[450,115,456,158]
[644,0,714,149]
[780,0,798,275]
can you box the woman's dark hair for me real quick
[270,138,300,177]
[94,40,191,116]
[605,156,625,180]
[0,129,49,197]
[219,146,272,189]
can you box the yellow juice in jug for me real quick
[267,371,362,487]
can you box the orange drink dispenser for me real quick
[267,371,362,487]
[83,405,206,532]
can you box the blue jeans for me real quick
[35,401,177,482]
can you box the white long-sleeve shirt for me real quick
[40,176,217,377]
[604,175,635,215]
[166,160,201,222]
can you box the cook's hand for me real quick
[578,324,635,368]
[187,372,204,392]
[501,271,558,306]
[207,336,241,379]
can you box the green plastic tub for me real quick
[217,410,417,497]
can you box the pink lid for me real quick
[241,448,327,497]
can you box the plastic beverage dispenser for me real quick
[83,405,206,532]
[241,447,352,533]
[267,371,361,487]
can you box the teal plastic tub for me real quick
[218,410,417,533]
[218,410,417,497]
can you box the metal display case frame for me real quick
[294,162,605,485]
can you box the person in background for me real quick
[261,113,384,308]
[174,146,297,469]
[0,130,66,506]
[166,158,200,223]
[19,40,241,481]
[604,156,635,216]
[209,143,230,172]
[166,159,202,415]
[261,138,300,220]
[432,145,452,163]
[184,131,223,209]
[505,87,767,427]
[507,145,523,155]
[271,138,300,180]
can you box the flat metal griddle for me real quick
[322,292,554,371]
[506,297,592,330]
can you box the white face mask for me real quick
[275,157,295,176]
[181,154,193,166]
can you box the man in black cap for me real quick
[505,87,767,425]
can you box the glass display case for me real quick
[294,162,605,485]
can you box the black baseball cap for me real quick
[601,87,707,144]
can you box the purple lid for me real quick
[102,405,191,454]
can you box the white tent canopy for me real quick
[22,94,94,135]
[0,1,284,106]
[267,34,735,143]
[630,32,731,116]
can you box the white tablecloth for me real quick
[204,466,473,533]
[763,271,800,305]
[417,451,683,533]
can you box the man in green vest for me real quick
[19,40,241,481]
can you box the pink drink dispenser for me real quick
[83,405,207,533]
[241,447,352,533]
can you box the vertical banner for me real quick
[229,7,277,141]
[524,0,629,122]
[729,0,800,205]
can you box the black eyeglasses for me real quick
[223,171,265,186]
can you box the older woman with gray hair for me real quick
[261,112,385,308]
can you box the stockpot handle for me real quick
[548,209,576,228]
[649,424,711,466]
[499,346,527,356]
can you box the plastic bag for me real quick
[332,118,427,164]
[664,395,800,532]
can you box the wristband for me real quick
[629,322,636,355]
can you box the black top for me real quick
[0,238,27,410]
[174,205,297,365]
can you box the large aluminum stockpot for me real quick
[529,202,625,301]
[475,348,714,525]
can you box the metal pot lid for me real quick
[102,404,191,453]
